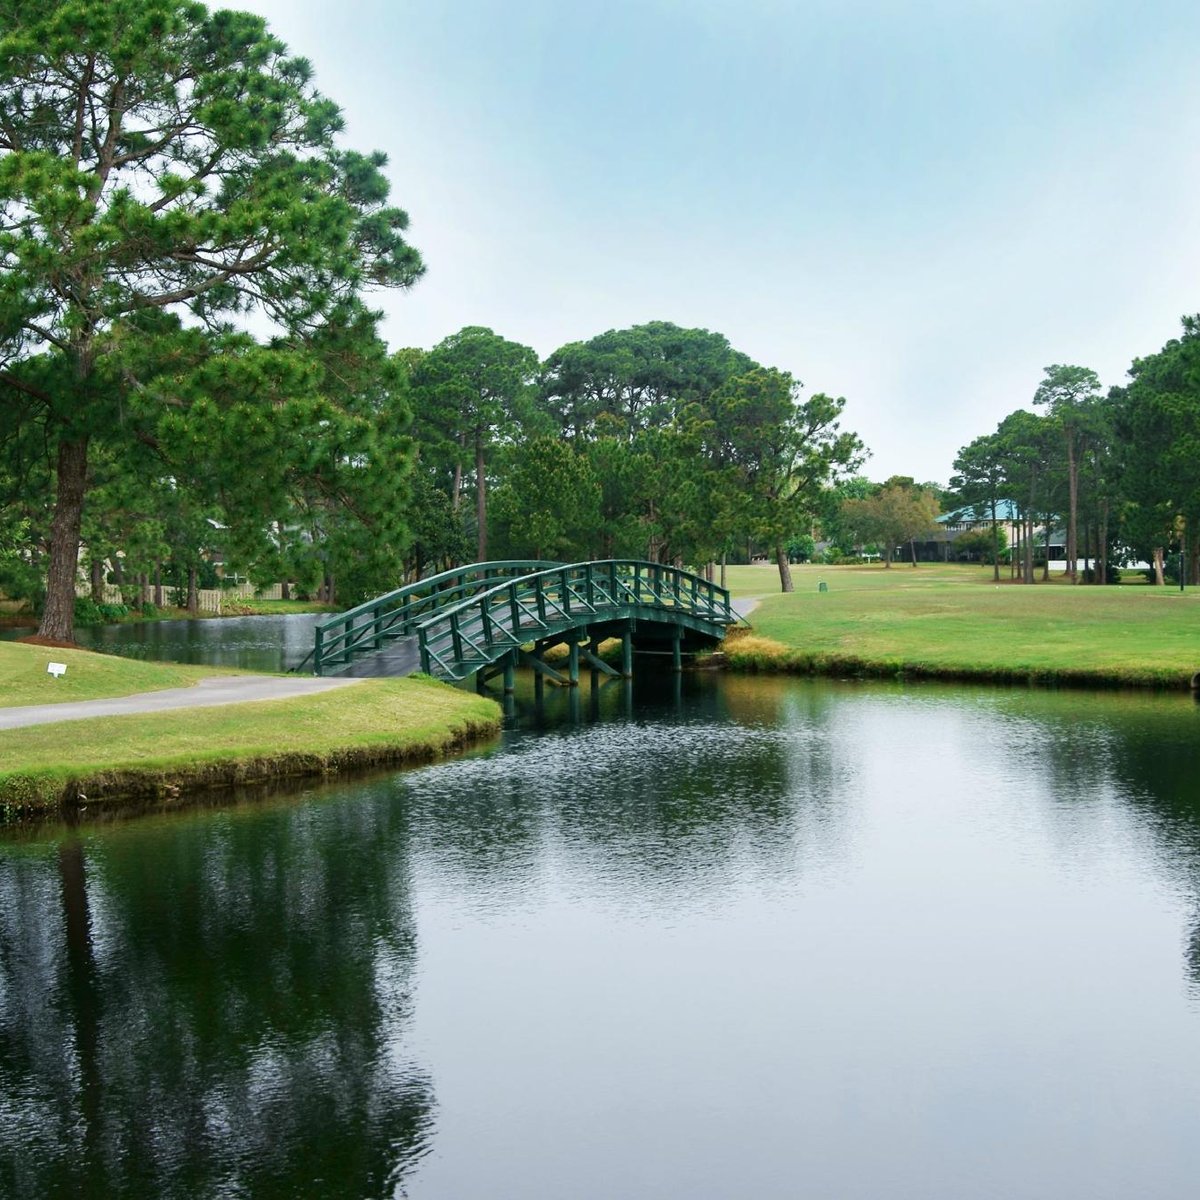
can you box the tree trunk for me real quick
[187,566,199,615]
[39,437,90,643]
[451,431,466,509]
[990,516,1000,582]
[138,571,150,607]
[154,563,163,608]
[909,537,917,566]
[1024,515,1034,584]
[883,546,893,568]
[1098,504,1109,585]
[1153,547,1164,586]
[720,550,727,590]
[775,543,794,592]
[1066,432,1078,583]
[89,558,104,602]
[1042,516,1051,582]
[475,436,487,561]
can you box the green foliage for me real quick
[74,597,130,626]
[953,526,1008,564]
[840,477,940,566]
[491,436,601,560]
[0,0,423,637]
[785,534,816,562]
[409,326,538,559]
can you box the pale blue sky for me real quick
[241,0,1200,481]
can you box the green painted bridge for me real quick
[297,560,739,686]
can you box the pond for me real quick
[2,670,1200,1198]
[1,612,324,673]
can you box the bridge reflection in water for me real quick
[302,560,739,686]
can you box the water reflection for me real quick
[0,613,323,673]
[0,798,433,1198]
[2,676,1200,1199]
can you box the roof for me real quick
[938,500,1021,524]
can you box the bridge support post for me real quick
[568,640,580,687]
[621,628,633,677]
[671,625,682,673]
[503,652,515,694]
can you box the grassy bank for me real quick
[1,640,231,707]
[0,675,500,817]
[720,563,1200,688]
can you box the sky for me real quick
[239,0,1200,483]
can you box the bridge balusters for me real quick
[479,597,493,646]
[509,586,521,635]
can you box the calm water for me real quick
[1,613,323,672]
[3,673,1200,1198]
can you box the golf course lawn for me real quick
[1,639,232,707]
[720,562,1200,687]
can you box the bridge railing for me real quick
[302,560,561,674]
[415,560,736,679]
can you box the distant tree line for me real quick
[951,334,1200,586]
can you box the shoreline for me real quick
[719,642,1198,692]
[0,654,503,823]
[0,712,500,826]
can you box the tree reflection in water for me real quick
[0,797,433,1199]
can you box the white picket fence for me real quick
[78,580,284,613]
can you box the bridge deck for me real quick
[307,560,737,682]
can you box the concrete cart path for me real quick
[0,674,366,731]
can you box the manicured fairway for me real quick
[722,563,1200,687]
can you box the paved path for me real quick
[0,675,365,731]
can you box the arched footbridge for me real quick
[295,560,740,687]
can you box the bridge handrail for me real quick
[302,560,561,674]
[413,559,736,675]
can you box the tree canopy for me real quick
[0,0,422,637]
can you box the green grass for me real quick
[215,598,338,616]
[0,640,232,707]
[0,675,500,812]
[722,562,1200,688]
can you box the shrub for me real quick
[75,597,129,626]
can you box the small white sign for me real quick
[47,662,67,678]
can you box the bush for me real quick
[140,601,159,618]
[74,597,130,626]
